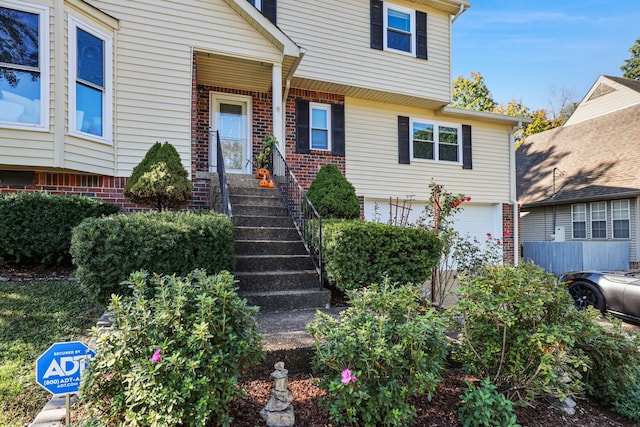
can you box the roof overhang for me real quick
[522,191,640,209]
[410,0,471,16]
[438,106,533,125]
[221,0,300,58]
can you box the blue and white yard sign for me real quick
[36,341,95,395]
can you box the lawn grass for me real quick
[0,280,104,427]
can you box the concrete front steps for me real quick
[227,174,334,374]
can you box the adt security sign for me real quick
[36,341,95,395]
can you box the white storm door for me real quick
[211,94,252,174]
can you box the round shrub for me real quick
[306,163,360,219]
[458,378,520,427]
[80,270,264,427]
[307,279,448,426]
[123,141,193,210]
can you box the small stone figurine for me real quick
[260,361,295,426]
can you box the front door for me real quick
[211,93,252,174]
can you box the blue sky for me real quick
[451,1,640,112]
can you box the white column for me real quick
[271,63,283,152]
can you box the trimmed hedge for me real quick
[0,192,120,266]
[70,211,235,303]
[322,220,442,292]
[306,164,360,219]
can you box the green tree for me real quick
[451,71,496,111]
[621,37,640,80]
[306,164,360,219]
[123,141,193,210]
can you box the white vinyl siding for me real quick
[88,0,283,176]
[345,97,512,204]
[277,0,452,105]
[565,77,640,126]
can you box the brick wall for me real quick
[284,88,345,190]
[502,203,516,264]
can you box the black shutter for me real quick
[331,104,345,156]
[398,116,410,164]
[462,124,472,169]
[416,11,427,59]
[370,0,383,50]
[296,99,310,154]
[263,0,276,24]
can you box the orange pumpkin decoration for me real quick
[256,168,271,180]
[259,179,270,188]
[267,180,275,188]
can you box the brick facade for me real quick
[502,203,516,264]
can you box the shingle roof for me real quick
[603,75,640,93]
[516,103,640,207]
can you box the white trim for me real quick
[571,203,587,239]
[309,102,331,151]
[0,0,49,131]
[67,14,113,144]
[210,92,253,174]
[590,201,607,239]
[383,2,416,56]
[612,199,631,239]
[409,118,462,164]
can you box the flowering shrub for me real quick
[306,278,448,426]
[79,270,263,427]
[416,181,502,306]
[447,263,588,405]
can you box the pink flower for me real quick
[503,231,511,236]
[149,349,162,363]
[486,233,492,238]
[341,369,357,384]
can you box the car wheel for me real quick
[568,281,605,312]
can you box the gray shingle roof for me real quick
[516,103,640,207]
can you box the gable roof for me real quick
[517,103,640,207]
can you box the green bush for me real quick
[71,211,235,303]
[307,279,448,426]
[458,378,520,427]
[123,141,193,210]
[447,263,588,405]
[573,311,640,412]
[0,192,119,266]
[306,163,360,219]
[80,270,263,427]
[322,220,442,292]
[611,373,640,423]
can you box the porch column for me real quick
[272,63,284,152]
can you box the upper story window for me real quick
[0,1,49,129]
[612,200,630,239]
[411,120,460,163]
[68,15,113,143]
[572,203,587,239]
[370,0,427,59]
[384,4,414,54]
[310,103,331,151]
[247,0,276,24]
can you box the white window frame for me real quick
[248,0,262,9]
[590,201,607,239]
[0,0,49,130]
[309,102,331,151]
[410,119,461,164]
[383,2,415,56]
[612,199,630,239]
[68,15,113,144]
[571,203,587,239]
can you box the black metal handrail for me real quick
[213,131,233,218]
[271,146,323,285]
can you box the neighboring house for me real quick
[0,0,526,263]
[517,75,640,271]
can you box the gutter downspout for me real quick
[281,48,306,155]
[510,123,521,266]
[451,4,467,24]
